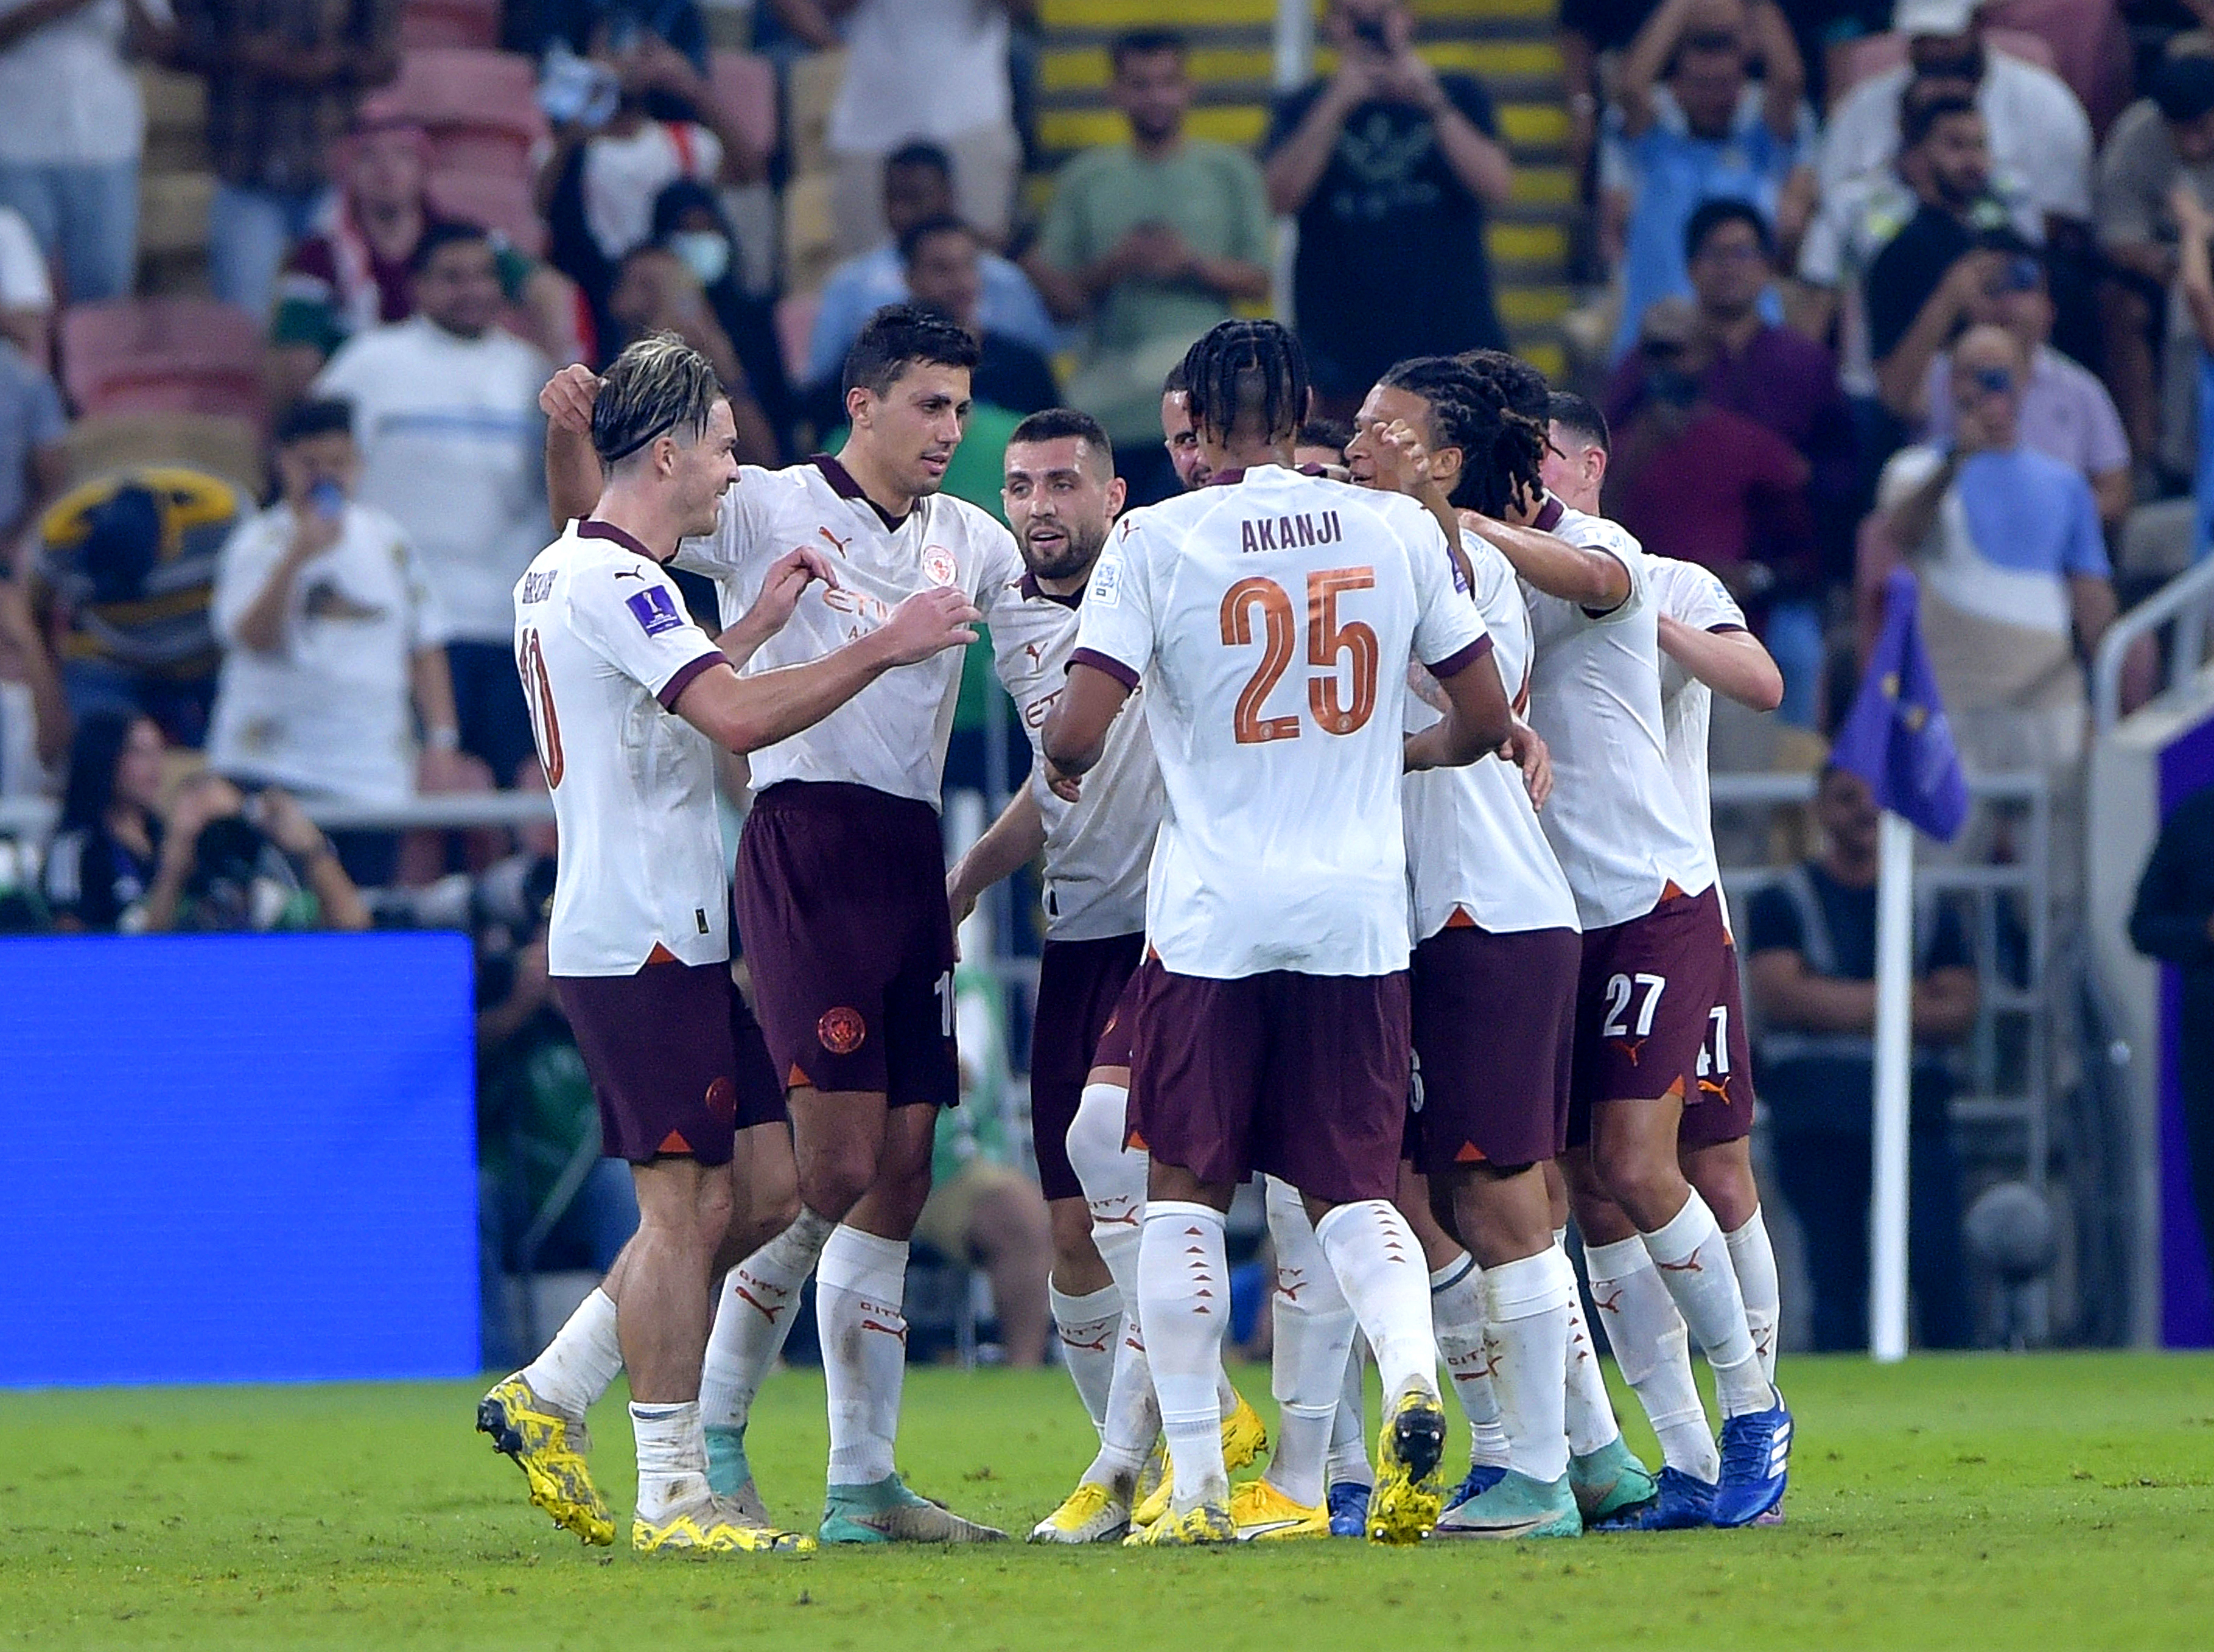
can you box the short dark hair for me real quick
[1547,391,1611,455]
[1684,197,1772,265]
[1110,28,1185,72]
[1900,90,1978,152]
[884,141,953,178]
[275,397,353,446]
[1296,417,1353,458]
[408,219,490,278]
[841,303,981,400]
[1008,407,1116,472]
[1180,320,1311,447]
[1380,355,1541,516]
[896,213,976,269]
[1162,360,1188,396]
[591,332,721,467]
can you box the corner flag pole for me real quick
[1869,810,1915,1363]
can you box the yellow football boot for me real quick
[1367,1380,1448,1546]
[632,1494,816,1555]
[1228,1477,1329,1541]
[1130,1393,1269,1529]
[1123,1500,1236,1547]
[1029,1478,1133,1544]
[476,1374,615,1547]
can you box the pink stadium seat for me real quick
[426,171,548,257]
[774,290,821,388]
[378,49,547,179]
[1829,26,2055,111]
[710,50,779,164]
[398,0,500,51]
[60,299,267,429]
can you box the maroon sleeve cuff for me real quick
[1425,631,1495,680]
[658,651,728,710]
[1708,623,1750,635]
[1070,646,1140,691]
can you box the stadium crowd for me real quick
[1,0,2210,1428]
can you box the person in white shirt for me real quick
[1457,351,1790,1531]
[0,201,54,365]
[317,223,555,787]
[1817,0,2092,234]
[204,399,466,888]
[1043,320,1516,1547]
[481,334,979,1556]
[541,304,1028,1545]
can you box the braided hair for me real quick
[1456,349,1552,519]
[1179,320,1310,450]
[1380,354,1544,520]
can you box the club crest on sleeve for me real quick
[625,585,684,636]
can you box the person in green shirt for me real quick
[1025,29,1272,502]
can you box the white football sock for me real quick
[1587,1233,1718,1482]
[1069,1080,1146,1304]
[1085,1304,1159,1483]
[1327,1332,1373,1488]
[1263,1177,1355,1509]
[699,1206,836,1433]
[630,1400,707,1519]
[1138,1202,1232,1512]
[1484,1247,1575,1484]
[522,1286,622,1417]
[1725,1207,1781,1387]
[1050,1281,1122,1434]
[1640,1190,1768,1417]
[1562,1267,1622,1458]
[1313,1199,1436,1405]
[1431,1253,1510,1468]
[817,1224,909,1486]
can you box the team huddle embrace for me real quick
[474,305,1795,1556]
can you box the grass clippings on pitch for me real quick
[1,1353,2209,1650]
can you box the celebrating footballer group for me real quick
[475,303,1796,1555]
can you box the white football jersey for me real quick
[1650,555,1750,858]
[676,455,1029,808]
[1519,500,1716,930]
[988,570,1161,942]
[513,521,732,977]
[1074,465,1490,979]
[1403,531,1580,940]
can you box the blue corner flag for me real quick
[1832,569,1969,843]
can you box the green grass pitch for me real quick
[2,1354,2209,1650]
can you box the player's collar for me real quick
[1018,571,1083,609]
[810,452,911,532]
[1532,494,1565,532]
[577,519,663,562]
[1202,467,1246,487]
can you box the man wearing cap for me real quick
[2095,49,2214,467]
[1818,1,2093,238]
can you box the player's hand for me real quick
[416,743,483,795]
[253,786,329,858]
[742,546,839,641]
[1042,758,1082,803]
[1501,721,1552,810]
[540,363,603,436]
[946,871,979,960]
[1378,48,1446,114]
[877,586,981,665]
[1374,418,1435,495]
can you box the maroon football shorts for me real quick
[1678,937,1757,1149]
[1566,883,1732,1149]
[1406,919,1580,1177]
[1029,931,1146,1202]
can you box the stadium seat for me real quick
[58,411,262,493]
[1827,27,2056,111]
[377,49,547,181]
[709,50,779,167]
[136,170,214,264]
[398,0,500,52]
[426,170,548,257]
[60,299,267,428]
[773,290,821,388]
[786,49,848,180]
[780,172,839,296]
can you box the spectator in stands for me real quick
[41,706,162,929]
[1602,0,1815,359]
[601,241,780,464]
[805,141,1056,393]
[30,464,244,745]
[1818,0,2093,237]
[205,398,466,887]
[2129,777,2214,1300]
[769,0,1025,256]
[2095,51,2214,468]
[1265,0,1513,419]
[2166,181,2214,558]
[270,114,584,410]
[0,332,65,556]
[0,201,54,365]
[1748,761,1977,1351]
[1558,0,1664,195]
[311,223,550,789]
[1603,295,1825,723]
[1903,233,2132,527]
[1872,323,2115,775]
[0,0,167,303]
[1865,95,2042,421]
[0,562,67,799]
[1029,29,1269,503]
[535,0,709,83]
[169,0,402,320]
[897,217,1055,418]
[135,769,373,931]
[648,177,798,457]
[539,19,760,330]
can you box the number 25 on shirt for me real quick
[1220,566,1378,743]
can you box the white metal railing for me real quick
[2093,555,2214,732]
[0,789,556,842]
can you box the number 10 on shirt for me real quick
[1219,566,1379,743]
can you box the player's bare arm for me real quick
[1402,645,1513,772]
[1656,616,1785,713]
[946,785,1048,932]
[718,546,842,668]
[671,586,979,755]
[542,363,608,528]
[1463,511,1631,611]
[1041,660,1132,783]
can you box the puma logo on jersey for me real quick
[1023,640,1045,665]
[1611,1037,1648,1064]
[819,527,853,558]
[612,567,645,581]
